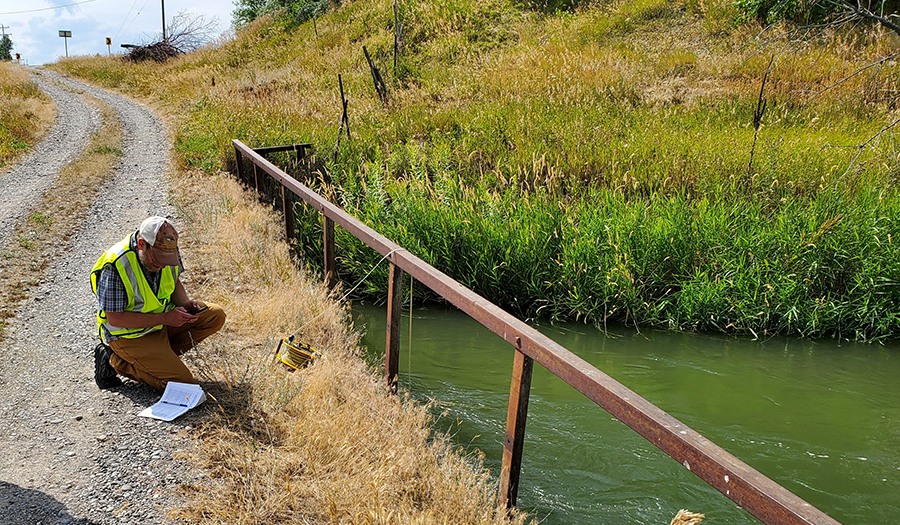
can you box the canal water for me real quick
[353,302,900,525]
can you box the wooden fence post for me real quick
[499,346,533,508]
[324,216,336,289]
[385,262,403,393]
[363,45,387,107]
[333,74,350,163]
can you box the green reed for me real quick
[292,165,900,341]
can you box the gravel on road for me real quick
[0,69,206,525]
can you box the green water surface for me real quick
[354,303,900,524]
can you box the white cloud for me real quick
[2,0,234,65]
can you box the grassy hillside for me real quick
[0,61,53,166]
[55,0,900,340]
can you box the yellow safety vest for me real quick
[90,233,180,341]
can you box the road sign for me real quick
[105,37,111,45]
[59,30,71,58]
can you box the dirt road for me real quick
[0,69,203,525]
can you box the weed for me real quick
[15,235,34,250]
[28,212,53,231]
[91,145,123,156]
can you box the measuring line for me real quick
[285,247,406,339]
[0,0,98,16]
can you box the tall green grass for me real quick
[285,159,900,340]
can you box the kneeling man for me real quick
[90,216,225,390]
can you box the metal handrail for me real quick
[233,139,841,525]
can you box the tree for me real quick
[0,35,12,61]
[739,1,900,174]
[830,1,900,39]
[736,0,900,37]
[232,0,332,28]
[163,11,220,53]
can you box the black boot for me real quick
[93,343,122,389]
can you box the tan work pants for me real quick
[109,304,226,391]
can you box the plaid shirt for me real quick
[96,233,184,341]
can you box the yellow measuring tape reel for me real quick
[275,335,322,370]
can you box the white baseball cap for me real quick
[138,216,180,267]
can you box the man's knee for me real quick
[195,303,226,334]
[206,304,226,332]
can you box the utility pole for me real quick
[161,0,166,41]
[0,25,9,37]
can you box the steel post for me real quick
[324,217,335,289]
[385,262,403,393]
[499,347,533,508]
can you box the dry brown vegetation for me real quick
[168,172,532,524]
[0,62,54,166]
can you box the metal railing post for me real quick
[499,345,533,508]
[282,184,294,244]
[253,163,264,198]
[324,216,336,289]
[234,147,244,184]
[385,262,403,393]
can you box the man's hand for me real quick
[182,299,206,313]
[163,307,199,327]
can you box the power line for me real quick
[117,0,150,43]
[0,0,98,16]
[112,0,140,42]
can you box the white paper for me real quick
[138,381,207,421]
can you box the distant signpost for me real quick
[58,30,71,58]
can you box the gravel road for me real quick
[0,69,205,525]
[0,73,99,248]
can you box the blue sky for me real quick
[1,0,235,66]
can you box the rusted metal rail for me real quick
[233,139,842,525]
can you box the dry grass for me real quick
[0,93,121,337]
[669,509,704,525]
[167,172,531,524]
[0,62,54,166]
